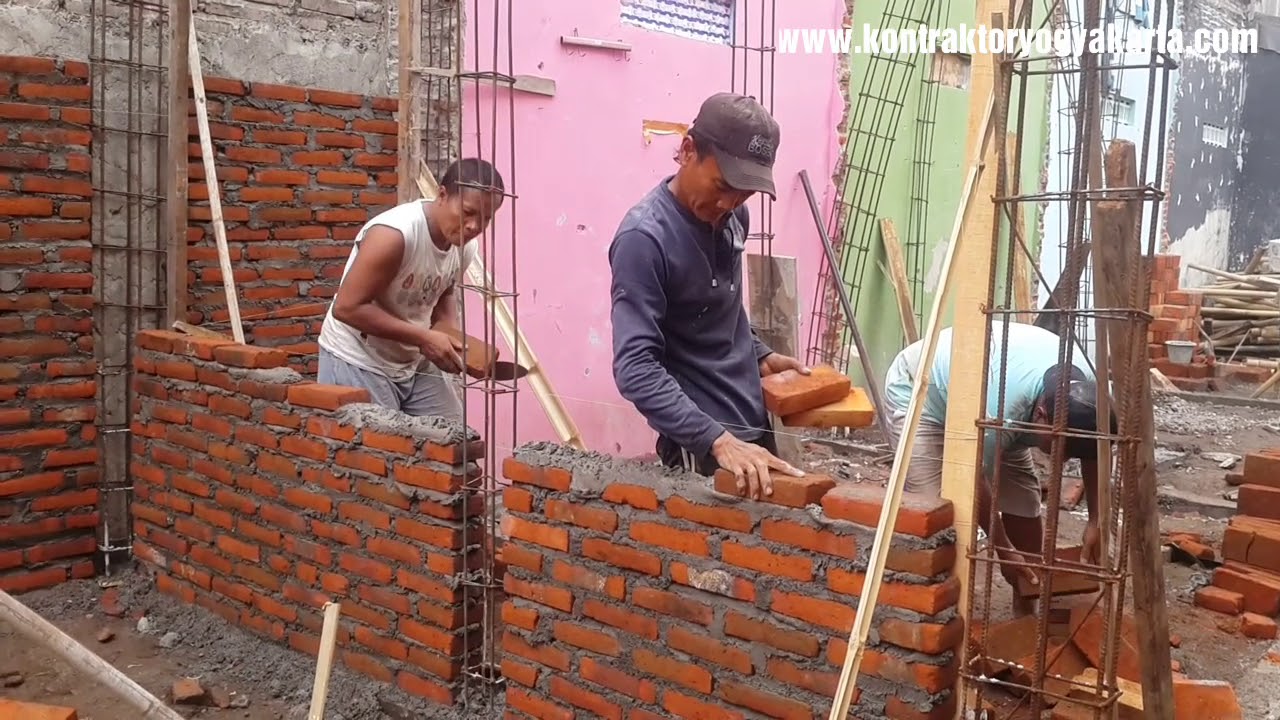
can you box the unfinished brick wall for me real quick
[1147,254,1214,390]
[500,446,962,720]
[184,77,400,374]
[129,328,487,704]
[0,55,100,594]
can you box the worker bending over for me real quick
[318,158,505,420]
[883,320,1108,596]
[610,92,809,499]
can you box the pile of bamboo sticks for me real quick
[1193,254,1280,363]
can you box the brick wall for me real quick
[184,77,400,374]
[1146,254,1215,392]
[499,446,962,720]
[129,328,487,704]
[0,55,101,594]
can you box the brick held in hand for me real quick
[760,364,851,417]
[712,468,836,507]
[438,326,499,378]
[780,386,875,429]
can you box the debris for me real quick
[136,615,152,634]
[1225,471,1245,486]
[208,686,233,709]
[1,670,24,687]
[97,627,115,643]
[158,631,180,649]
[100,589,125,618]
[1203,451,1241,469]
[1170,633,1182,648]
[172,677,206,705]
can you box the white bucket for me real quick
[1166,340,1195,364]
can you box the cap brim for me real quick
[713,147,777,199]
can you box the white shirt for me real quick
[318,200,478,381]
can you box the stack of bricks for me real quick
[499,446,962,720]
[1147,253,1213,391]
[0,55,101,594]
[129,328,488,705]
[184,76,400,375]
[1194,449,1280,640]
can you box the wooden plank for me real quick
[306,602,341,720]
[513,74,556,97]
[1092,139,1176,718]
[165,0,190,326]
[878,219,919,344]
[1005,133,1033,324]
[747,253,803,464]
[396,0,420,204]
[0,591,186,720]
[187,16,244,345]
[172,320,230,340]
[826,89,997,720]
[413,171,586,450]
[938,5,1006,695]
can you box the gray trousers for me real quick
[318,348,463,421]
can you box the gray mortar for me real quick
[229,366,307,385]
[1154,392,1280,437]
[335,403,480,445]
[18,568,496,720]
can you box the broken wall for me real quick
[128,328,486,704]
[500,445,962,719]
[0,55,101,594]
[182,74,400,374]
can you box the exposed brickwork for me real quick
[500,446,961,720]
[0,55,100,594]
[129,328,487,705]
[1146,254,1214,391]
[183,77,400,374]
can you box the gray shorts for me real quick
[886,406,1043,519]
[318,347,463,421]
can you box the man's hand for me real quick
[759,352,810,378]
[418,329,465,375]
[710,431,805,500]
[1081,522,1102,565]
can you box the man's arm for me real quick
[610,230,724,457]
[331,225,428,347]
[751,329,773,363]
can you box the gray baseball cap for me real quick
[690,93,781,199]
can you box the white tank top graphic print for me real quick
[318,200,478,381]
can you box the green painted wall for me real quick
[837,3,1050,388]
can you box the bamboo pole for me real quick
[0,591,186,720]
[307,602,341,720]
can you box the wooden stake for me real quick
[826,90,996,720]
[187,16,244,344]
[1092,139,1176,718]
[165,0,190,326]
[0,591,186,720]
[307,602,341,720]
[878,219,919,344]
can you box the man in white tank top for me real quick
[317,158,505,420]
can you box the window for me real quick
[1202,123,1228,148]
[620,0,735,45]
[1103,94,1136,125]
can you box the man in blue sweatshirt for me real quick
[609,93,808,501]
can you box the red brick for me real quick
[713,467,835,507]
[286,382,369,410]
[821,481,954,538]
[1240,612,1278,639]
[545,498,618,533]
[1192,576,1244,609]
[665,495,753,532]
[582,599,659,640]
[211,343,287,369]
[1172,678,1243,719]
[1215,564,1280,615]
[1243,451,1280,488]
[0,699,78,720]
[663,691,744,720]
[552,621,621,656]
[582,538,661,576]
[506,516,569,552]
[504,575,573,613]
[667,626,752,673]
[502,458,571,491]
[580,657,657,703]
[718,679,813,719]
[633,647,712,693]
[629,520,709,556]
[760,518,857,558]
[724,610,820,657]
[760,364,851,416]
[878,616,965,654]
[1233,481,1280,515]
[633,587,712,625]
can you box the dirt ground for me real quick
[0,570,489,720]
[3,390,1280,719]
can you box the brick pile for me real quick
[0,55,100,594]
[1147,254,1214,391]
[184,76,400,374]
[499,446,962,720]
[1195,449,1280,640]
[129,328,488,704]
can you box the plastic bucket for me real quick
[1166,340,1195,365]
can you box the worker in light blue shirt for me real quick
[883,321,1109,606]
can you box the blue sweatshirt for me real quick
[609,177,773,458]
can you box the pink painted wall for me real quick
[458,0,848,462]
